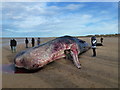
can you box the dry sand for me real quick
[1,37,118,88]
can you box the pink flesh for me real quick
[36,43,81,68]
[70,44,81,68]
[15,39,81,70]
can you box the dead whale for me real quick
[14,36,90,70]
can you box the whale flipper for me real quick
[70,50,81,69]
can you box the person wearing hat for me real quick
[91,36,97,57]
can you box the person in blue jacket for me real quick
[37,37,40,45]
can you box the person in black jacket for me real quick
[91,36,97,57]
[31,38,35,47]
[25,38,29,48]
[10,39,17,53]
[100,37,103,44]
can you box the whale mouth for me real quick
[15,64,24,68]
[14,59,25,69]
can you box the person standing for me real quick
[37,37,40,45]
[100,37,103,44]
[31,38,35,47]
[12,39,17,53]
[10,39,13,51]
[91,36,97,57]
[25,38,29,48]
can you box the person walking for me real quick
[37,37,40,45]
[100,37,103,44]
[25,38,29,48]
[31,38,35,47]
[91,36,97,57]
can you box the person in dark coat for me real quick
[10,39,13,51]
[91,36,97,57]
[37,37,40,45]
[100,37,103,44]
[31,38,35,47]
[10,39,17,53]
[25,38,29,48]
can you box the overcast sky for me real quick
[2,2,118,37]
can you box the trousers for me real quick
[92,48,96,56]
[11,46,16,53]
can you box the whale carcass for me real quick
[14,36,90,70]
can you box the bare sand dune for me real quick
[1,37,118,88]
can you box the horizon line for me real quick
[1,33,119,38]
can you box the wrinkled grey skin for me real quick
[14,36,90,70]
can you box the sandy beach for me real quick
[1,37,118,88]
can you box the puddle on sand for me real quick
[1,64,15,74]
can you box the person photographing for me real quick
[91,36,97,57]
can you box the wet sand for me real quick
[1,37,118,88]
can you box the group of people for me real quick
[25,37,41,48]
[10,38,41,53]
[10,36,104,57]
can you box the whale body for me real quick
[14,36,90,70]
